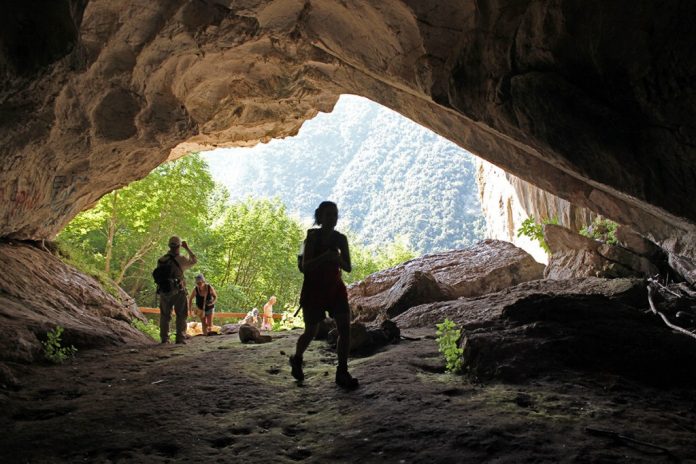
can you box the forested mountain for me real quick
[203,95,485,254]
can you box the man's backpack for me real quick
[152,255,182,294]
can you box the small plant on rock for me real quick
[516,216,559,254]
[436,318,464,374]
[42,326,77,364]
[580,217,618,245]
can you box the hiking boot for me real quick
[335,369,359,390]
[175,339,187,345]
[289,355,304,382]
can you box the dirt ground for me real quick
[1,329,695,463]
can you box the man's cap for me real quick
[195,274,205,282]
[168,236,182,247]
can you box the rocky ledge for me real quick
[394,277,696,386]
[348,239,545,323]
[0,241,150,386]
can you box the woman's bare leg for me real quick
[334,308,358,389]
[205,313,213,334]
[294,322,319,358]
[334,311,351,372]
[199,313,207,336]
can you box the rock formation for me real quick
[543,224,661,280]
[349,240,544,322]
[475,159,595,264]
[0,241,150,381]
[395,277,696,385]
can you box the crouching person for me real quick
[156,236,197,344]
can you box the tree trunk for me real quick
[104,191,118,275]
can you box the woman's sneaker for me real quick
[289,355,304,382]
[335,369,359,390]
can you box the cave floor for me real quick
[1,330,695,463]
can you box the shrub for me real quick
[516,216,558,254]
[580,217,618,245]
[272,304,305,331]
[435,319,464,374]
[42,326,77,364]
[132,318,160,341]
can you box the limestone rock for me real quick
[238,324,272,344]
[396,277,693,385]
[461,294,696,385]
[475,158,595,264]
[327,320,400,355]
[615,226,663,259]
[543,224,659,280]
[349,240,545,322]
[394,277,647,329]
[544,224,600,254]
[381,270,454,321]
[0,242,151,365]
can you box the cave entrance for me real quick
[57,95,488,316]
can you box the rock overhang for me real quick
[0,0,694,263]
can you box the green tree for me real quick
[59,154,217,304]
[204,197,305,311]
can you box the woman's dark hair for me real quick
[314,201,338,225]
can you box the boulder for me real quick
[396,277,696,385]
[544,223,601,254]
[238,324,272,344]
[0,242,151,366]
[327,320,401,356]
[349,240,545,322]
[394,277,647,329]
[315,318,336,340]
[381,270,454,321]
[615,226,663,259]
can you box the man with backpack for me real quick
[155,236,197,344]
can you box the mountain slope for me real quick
[203,95,484,253]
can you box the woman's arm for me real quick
[188,289,195,315]
[209,285,217,304]
[301,232,323,273]
[337,233,351,273]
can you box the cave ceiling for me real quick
[1,0,695,259]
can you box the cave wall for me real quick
[1,0,695,263]
[476,158,595,264]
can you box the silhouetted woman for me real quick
[290,201,358,389]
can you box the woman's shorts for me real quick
[196,306,215,317]
[302,299,349,325]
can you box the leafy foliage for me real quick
[580,217,618,245]
[516,216,559,254]
[132,318,160,341]
[42,326,77,364]
[204,197,306,309]
[346,234,417,284]
[58,156,417,315]
[435,319,464,374]
[58,154,218,306]
[272,305,305,331]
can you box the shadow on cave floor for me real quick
[1,330,695,463]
